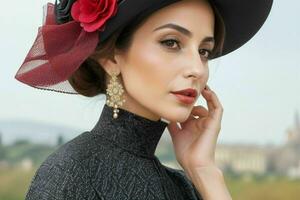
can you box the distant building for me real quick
[215,110,300,177]
[287,160,300,179]
[19,158,33,171]
[270,110,300,176]
[216,144,268,174]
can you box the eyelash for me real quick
[160,39,213,60]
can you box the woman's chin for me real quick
[161,106,193,123]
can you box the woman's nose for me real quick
[184,51,207,80]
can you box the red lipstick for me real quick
[171,88,198,104]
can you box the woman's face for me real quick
[105,0,215,123]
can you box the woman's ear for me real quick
[97,57,119,76]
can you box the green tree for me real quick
[0,132,5,160]
[0,131,2,146]
[57,134,65,146]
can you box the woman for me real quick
[15,0,273,199]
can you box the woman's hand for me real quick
[167,85,223,172]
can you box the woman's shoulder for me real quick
[163,164,203,200]
[25,131,108,199]
[43,129,113,165]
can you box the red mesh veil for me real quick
[15,3,99,94]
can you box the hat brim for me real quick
[100,0,273,59]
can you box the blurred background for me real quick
[1,0,300,199]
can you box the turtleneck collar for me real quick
[91,104,169,159]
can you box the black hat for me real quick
[98,0,274,57]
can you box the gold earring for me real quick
[106,71,126,119]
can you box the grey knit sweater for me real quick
[25,104,203,200]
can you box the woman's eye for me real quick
[160,39,213,60]
[160,39,180,49]
[199,49,212,59]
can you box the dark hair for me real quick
[68,1,225,97]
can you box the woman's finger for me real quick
[167,121,181,134]
[206,85,223,110]
[202,85,223,122]
[167,122,185,147]
[208,89,223,122]
[190,105,209,118]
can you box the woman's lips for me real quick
[171,93,196,104]
[170,88,198,104]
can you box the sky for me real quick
[0,0,299,146]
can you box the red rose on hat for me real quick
[71,0,118,32]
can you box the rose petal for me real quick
[76,0,118,32]
[112,4,118,16]
[83,17,107,32]
[84,1,117,32]
[79,0,101,23]
[101,0,117,17]
[79,10,99,23]
[98,0,108,15]
[70,1,80,21]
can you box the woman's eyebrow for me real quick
[153,23,192,37]
[153,23,214,45]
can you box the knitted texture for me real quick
[25,104,202,200]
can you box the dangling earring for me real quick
[106,71,126,119]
